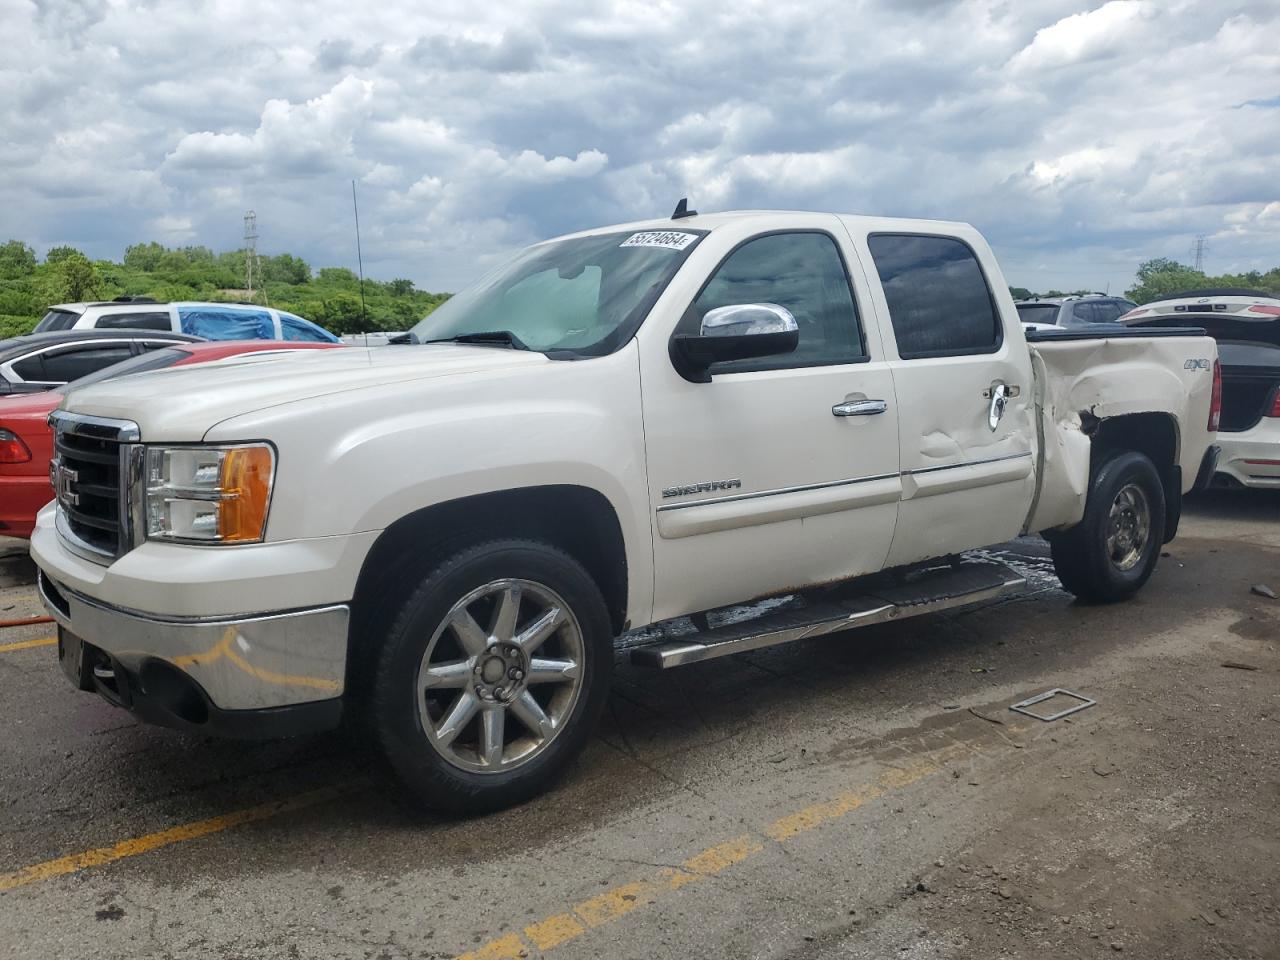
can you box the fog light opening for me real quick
[138,660,210,725]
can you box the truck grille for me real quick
[51,413,140,562]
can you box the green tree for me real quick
[264,253,311,284]
[1126,257,1207,304]
[44,252,103,302]
[123,241,167,272]
[317,266,358,285]
[45,245,86,265]
[0,239,37,279]
[321,293,371,334]
[388,277,415,296]
[1008,286,1033,300]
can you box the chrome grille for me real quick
[50,412,140,562]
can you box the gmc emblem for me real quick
[51,460,80,508]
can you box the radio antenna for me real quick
[352,180,368,329]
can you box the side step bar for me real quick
[629,560,1026,669]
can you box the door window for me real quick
[679,231,865,372]
[95,311,172,331]
[178,307,274,340]
[32,344,134,383]
[279,312,337,342]
[1071,302,1098,324]
[867,234,1001,358]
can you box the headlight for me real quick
[145,444,275,543]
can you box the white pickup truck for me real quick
[31,210,1221,812]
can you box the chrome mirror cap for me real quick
[700,303,798,338]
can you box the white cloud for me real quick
[0,0,1276,294]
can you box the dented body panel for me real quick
[1025,334,1217,533]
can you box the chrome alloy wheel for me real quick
[1105,483,1151,572]
[415,578,585,774]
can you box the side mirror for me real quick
[670,303,799,383]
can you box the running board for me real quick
[628,560,1026,669]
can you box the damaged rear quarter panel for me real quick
[1027,335,1217,533]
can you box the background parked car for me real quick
[0,339,343,538]
[1015,294,1139,329]
[1122,288,1280,489]
[0,329,201,394]
[36,298,340,343]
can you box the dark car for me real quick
[1015,294,1139,329]
[0,329,203,394]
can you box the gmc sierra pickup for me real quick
[31,210,1221,812]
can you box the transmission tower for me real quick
[243,211,259,300]
[1193,234,1208,273]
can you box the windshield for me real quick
[35,309,82,332]
[1016,303,1059,325]
[410,229,704,356]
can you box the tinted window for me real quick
[1016,303,1060,325]
[39,345,135,383]
[35,309,82,332]
[95,311,172,331]
[279,312,338,343]
[680,232,864,370]
[10,353,47,381]
[1092,302,1124,324]
[868,234,1000,358]
[1071,302,1097,324]
[59,347,186,390]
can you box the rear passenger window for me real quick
[680,231,865,371]
[95,311,172,331]
[867,234,1001,358]
[39,345,134,383]
[1071,302,1097,323]
[178,307,274,340]
[279,312,336,343]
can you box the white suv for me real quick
[36,299,339,343]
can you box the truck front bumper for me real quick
[39,571,348,737]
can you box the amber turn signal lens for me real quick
[217,446,274,542]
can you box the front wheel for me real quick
[367,539,613,814]
[1047,451,1166,603]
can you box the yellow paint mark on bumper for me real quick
[0,783,356,893]
[0,635,56,654]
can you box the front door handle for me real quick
[832,399,888,417]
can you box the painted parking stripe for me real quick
[455,736,1005,959]
[0,636,56,654]
[0,783,360,893]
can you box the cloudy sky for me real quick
[2,0,1277,295]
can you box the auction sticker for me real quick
[620,231,698,250]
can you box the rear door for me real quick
[854,229,1037,567]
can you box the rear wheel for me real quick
[1047,451,1166,603]
[367,539,613,814]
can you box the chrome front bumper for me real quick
[37,571,349,712]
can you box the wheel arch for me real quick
[1087,411,1181,543]
[347,484,630,692]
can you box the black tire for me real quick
[366,538,613,815]
[1047,451,1166,603]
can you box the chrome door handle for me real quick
[987,383,1009,431]
[832,399,887,417]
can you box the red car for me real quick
[0,340,340,538]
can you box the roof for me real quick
[551,209,979,244]
[0,329,201,359]
[1148,288,1277,302]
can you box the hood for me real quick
[58,344,549,438]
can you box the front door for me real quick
[856,229,1037,567]
[639,222,902,622]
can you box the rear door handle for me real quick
[832,399,888,417]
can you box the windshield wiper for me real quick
[422,330,532,351]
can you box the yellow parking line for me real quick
[455,731,1019,960]
[0,636,56,654]
[0,783,359,893]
